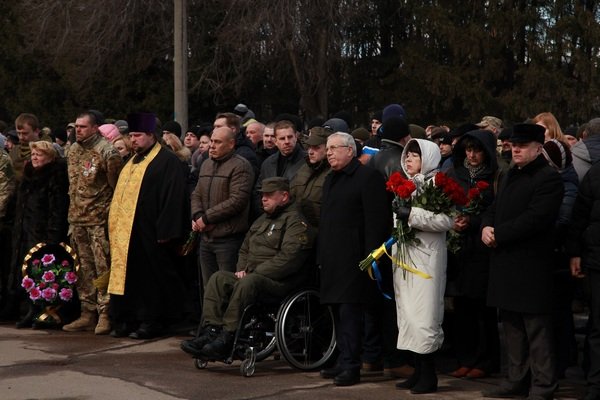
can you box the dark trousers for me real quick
[333,303,365,372]
[198,235,244,290]
[586,269,600,395]
[203,271,288,332]
[500,309,557,399]
[453,296,500,372]
[363,296,411,368]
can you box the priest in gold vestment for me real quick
[108,112,190,339]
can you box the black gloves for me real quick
[396,206,411,221]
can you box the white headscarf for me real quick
[401,138,441,191]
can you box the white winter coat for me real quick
[394,139,454,354]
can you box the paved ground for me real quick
[0,322,588,400]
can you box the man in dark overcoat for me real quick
[481,123,563,400]
[318,132,392,386]
[567,159,600,400]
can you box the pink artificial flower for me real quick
[32,259,40,266]
[29,287,42,301]
[38,282,46,289]
[21,277,35,291]
[42,270,56,283]
[41,254,56,266]
[41,287,57,301]
[52,283,59,290]
[61,260,70,267]
[59,288,73,301]
[64,271,78,284]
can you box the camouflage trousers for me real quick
[70,225,110,313]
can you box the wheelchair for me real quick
[192,287,337,377]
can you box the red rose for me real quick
[476,181,490,191]
[468,188,480,200]
[434,172,447,187]
[397,180,416,199]
[386,172,404,193]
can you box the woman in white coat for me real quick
[394,139,454,394]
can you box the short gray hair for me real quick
[586,118,600,137]
[328,132,356,156]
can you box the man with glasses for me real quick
[318,132,391,386]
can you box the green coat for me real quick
[237,201,315,290]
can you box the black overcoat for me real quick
[12,159,69,269]
[482,155,563,313]
[318,158,392,304]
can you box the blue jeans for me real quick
[198,235,244,288]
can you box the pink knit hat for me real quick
[99,124,120,141]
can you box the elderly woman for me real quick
[394,139,454,394]
[11,141,69,328]
[446,130,501,379]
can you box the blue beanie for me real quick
[382,104,407,123]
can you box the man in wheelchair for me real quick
[181,177,315,360]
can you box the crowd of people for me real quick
[0,104,599,400]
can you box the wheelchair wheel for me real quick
[194,358,208,369]
[276,288,336,370]
[235,304,278,362]
[240,358,256,377]
[254,332,277,362]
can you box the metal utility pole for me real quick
[174,0,188,137]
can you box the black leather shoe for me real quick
[333,369,360,386]
[129,322,164,340]
[200,330,234,359]
[110,322,135,338]
[320,367,341,379]
[482,387,529,398]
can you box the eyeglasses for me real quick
[326,144,350,151]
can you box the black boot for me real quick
[181,325,221,357]
[16,302,41,329]
[410,353,438,394]
[201,329,235,359]
[396,353,420,390]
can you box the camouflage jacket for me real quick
[67,134,122,226]
[0,150,16,219]
[9,144,31,183]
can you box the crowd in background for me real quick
[0,104,599,400]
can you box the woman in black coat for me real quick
[446,130,501,379]
[11,141,70,328]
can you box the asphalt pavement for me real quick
[0,323,588,400]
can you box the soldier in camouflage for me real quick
[10,113,42,183]
[62,111,123,334]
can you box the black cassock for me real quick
[110,146,190,325]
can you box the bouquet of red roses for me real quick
[359,171,465,279]
[447,180,491,253]
[460,180,490,215]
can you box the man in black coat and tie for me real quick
[318,132,392,386]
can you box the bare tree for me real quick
[15,0,173,91]
[189,0,369,118]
